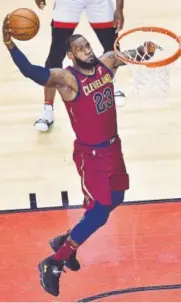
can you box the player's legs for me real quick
[39,192,124,296]
[94,27,117,53]
[86,0,125,106]
[38,137,128,295]
[38,202,110,296]
[34,0,84,132]
[69,191,125,244]
[85,0,117,53]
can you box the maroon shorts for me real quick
[73,137,129,210]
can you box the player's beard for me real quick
[74,55,99,69]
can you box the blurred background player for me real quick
[34,0,125,132]
[3,10,159,295]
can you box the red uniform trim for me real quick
[90,21,114,29]
[53,21,78,29]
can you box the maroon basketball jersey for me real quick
[63,62,117,144]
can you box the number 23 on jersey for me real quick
[93,87,114,114]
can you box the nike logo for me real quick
[52,269,61,275]
[98,66,102,75]
[81,77,88,83]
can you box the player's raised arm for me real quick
[100,42,161,74]
[2,15,75,91]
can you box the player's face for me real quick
[70,37,98,69]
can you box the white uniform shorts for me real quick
[53,0,114,28]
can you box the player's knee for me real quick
[96,211,109,227]
[112,191,125,204]
[45,27,73,68]
[89,201,110,227]
[110,191,125,211]
[70,202,110,245]
[93,28,117,53]
[45,44,66,68]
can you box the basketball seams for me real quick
[10,7,39,25]
[10,26,38,30]
[10,15,39,27]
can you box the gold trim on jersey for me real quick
[82,73,112,96]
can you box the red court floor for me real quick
[0,201,181,302]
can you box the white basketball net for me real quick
[115,30,179,99]
[129,64,170,99]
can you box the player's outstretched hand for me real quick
[2,14,12,43]
[144,41,163,53]
[35,0,46,9]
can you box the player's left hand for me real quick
[144,41,163,53]
[113,9,124,33]
[2,14,12,43]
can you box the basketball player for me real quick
[3,14,159,297]
[34,0,125,132]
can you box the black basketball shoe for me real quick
[38,256,64,297]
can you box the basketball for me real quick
[8,8,40,41]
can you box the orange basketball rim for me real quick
[114,26,181,68]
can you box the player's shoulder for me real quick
[98,51,116,72]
